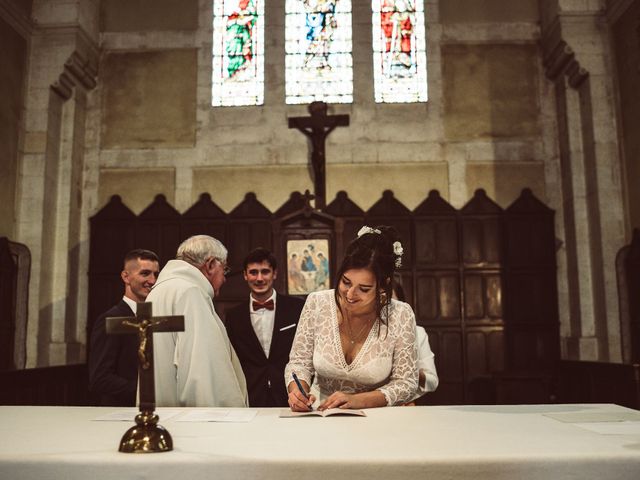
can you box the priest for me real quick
[147,235,247,407]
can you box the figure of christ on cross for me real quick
[106,301,184,452]
[288,101,349,210]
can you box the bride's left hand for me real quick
[318,391,356,410]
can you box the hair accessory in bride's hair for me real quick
[393,241,403,268]
[357,226,381,237]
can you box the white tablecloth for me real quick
[1,404,639,480]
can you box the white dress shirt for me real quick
[250,291,277,358]
[122,296,137,314]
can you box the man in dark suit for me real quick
[89,249,160,406]
[225,248,304,407]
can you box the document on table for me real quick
[93,409,182,422]
[279,408,366,418]
[94,409,258,422]
[544,409,640,435]
[176,409,258,423]
[543,411,640,423]
[573,421,640,435]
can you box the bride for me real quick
[285,225,418,411]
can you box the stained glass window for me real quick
[372,1,428,103]
[285,0,353,104]
[212,0,264,106]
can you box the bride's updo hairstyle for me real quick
[334,225,403,326]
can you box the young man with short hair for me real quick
[225,248,304,407]
[89,249,160,406]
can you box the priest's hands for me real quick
[287,381,316,411]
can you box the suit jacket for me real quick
[225,293,304,407]
[88,300,138,406]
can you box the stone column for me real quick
[16,0,98,366]
[541,0,627,361]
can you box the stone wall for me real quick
[3,0,633,367]
[0,9,28,239]
[95,0,546,215]
[611,0,640,233]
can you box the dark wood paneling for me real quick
[181,193,228,242]
[0,237,16,370]
[136,194,182,265]
[558,361,640,409]
[87,188,560,406]
[627,229,640,363]
[0,364,91,406]
[504,189,559,375]
[87,196,137,350]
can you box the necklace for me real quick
[344,315,373,345]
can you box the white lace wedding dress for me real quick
[285,289,418,406]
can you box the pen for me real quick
[292,372,312,406]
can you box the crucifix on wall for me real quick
[288,101,349,210]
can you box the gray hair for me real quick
[176,235,227,267]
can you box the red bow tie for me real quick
[253,299,274,311]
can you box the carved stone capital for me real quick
[48,26,99,100]
[541,17,589,88]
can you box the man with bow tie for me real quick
[225,248,305,407]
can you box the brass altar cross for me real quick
[288,101,349,210]
[106,301,184,453]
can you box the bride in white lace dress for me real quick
[285,226,418,411]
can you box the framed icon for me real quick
[286,239,330,295]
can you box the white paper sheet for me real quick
[176,409,258,423]
[93,409,183,422]
[543,411,640,423]
[573,421,640,435]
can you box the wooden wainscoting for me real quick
[558,361,640,410]
[0,364,92,406]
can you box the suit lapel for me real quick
[270,297,295,358]
[242,302,268,360]
[118,299,134,316]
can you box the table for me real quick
[1,404,639,479]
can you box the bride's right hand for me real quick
[287,382,315,411]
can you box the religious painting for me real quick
[372,0,428,103]
[212,0,265,106]
[286,239,331,295]
[285,0,353,104]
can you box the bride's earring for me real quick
[380,290,388,305]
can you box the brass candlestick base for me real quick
[118,411,173,453]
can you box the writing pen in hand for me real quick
[292,372,313,410]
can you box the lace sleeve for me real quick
[377,303,418,405]
[284,292,318,387]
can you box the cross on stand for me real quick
[288,101,349,210]
[106,301,184,453]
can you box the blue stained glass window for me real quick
[372,0,428,103]
[285,0,353,104]
[212,0,264,106]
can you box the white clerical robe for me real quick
[147,259,247,407]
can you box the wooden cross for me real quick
[288,101,349,210]
[106,302,184,412]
